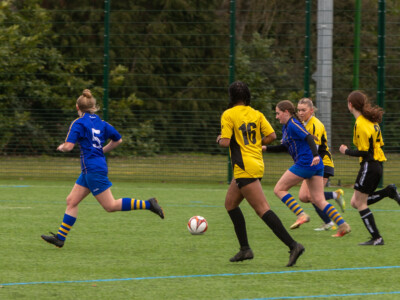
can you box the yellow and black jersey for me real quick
[220,105,274,179]
[353,115,386,163]
[304,116,334,168]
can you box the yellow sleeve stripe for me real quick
[65,117,81,142]
[291,119,309,135]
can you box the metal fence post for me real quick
[304,0,311,97]
[377,0,385,112]
[353,0,361,90]
[103,0,111,123]
[227,0,236,184]
[377,0,386,188]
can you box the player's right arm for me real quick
[57,142,75,152]
[217,111,233,148]
[59,118,81,152]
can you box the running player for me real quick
[41,89,164,248]
[339,90,397,245]
[217,81,304,267]
[297,98,345,231]
[265,100,351,237]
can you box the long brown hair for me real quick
[76,89,99,114]
[347,91,383,123]
[276,100,298,118]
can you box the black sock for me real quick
[312,203,331,224]
[367,188,390,205]
[228,207,249,249]
[359,208,381,239]
[262,210,296,249]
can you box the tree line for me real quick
[1,0,399,157]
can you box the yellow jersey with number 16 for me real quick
[220,105,274,179]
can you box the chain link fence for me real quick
[0,1,399,186]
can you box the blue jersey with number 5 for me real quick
[65,113,122,174]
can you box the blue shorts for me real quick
[76,172,112,196]
[289,164,324,179]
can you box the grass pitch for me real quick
[0,179,400,299]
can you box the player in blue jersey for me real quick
[297,98,345,231]
[265,100,351,237]
[41,89,164,248]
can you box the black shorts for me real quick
[235,178,261,189]
[323,166,334,179]
[354,161,383,195]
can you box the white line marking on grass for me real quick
[166,204,223,208]
[3,184,228,192]
[1,265,399,287]
[241,291,400,299]
[0,207,32,209]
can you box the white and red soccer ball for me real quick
[187,216,208,235]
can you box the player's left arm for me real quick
[102,122,123,153]
[260,114,276,145]
[262,132,276,145]
[103,138,122,153]
[305,134,321,166]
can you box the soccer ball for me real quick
[187,216,208,235]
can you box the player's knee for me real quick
[65,195,77,208]
[298,194,310,203]
[225,200,234,211]
[273,186,280,197]
[102,203,118,212]
[350,199,358,209]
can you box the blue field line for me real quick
[1,265,399,287]
[241,290,400,299]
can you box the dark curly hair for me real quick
[228,81,251,108]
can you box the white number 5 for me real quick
[92,128,102,149]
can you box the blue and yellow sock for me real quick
[121,198,151,211]
[323,203,344,226]
[57,214,76,241]
[313,203,331,224]
[281,193,304,216]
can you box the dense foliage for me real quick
[1,0,400,156]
